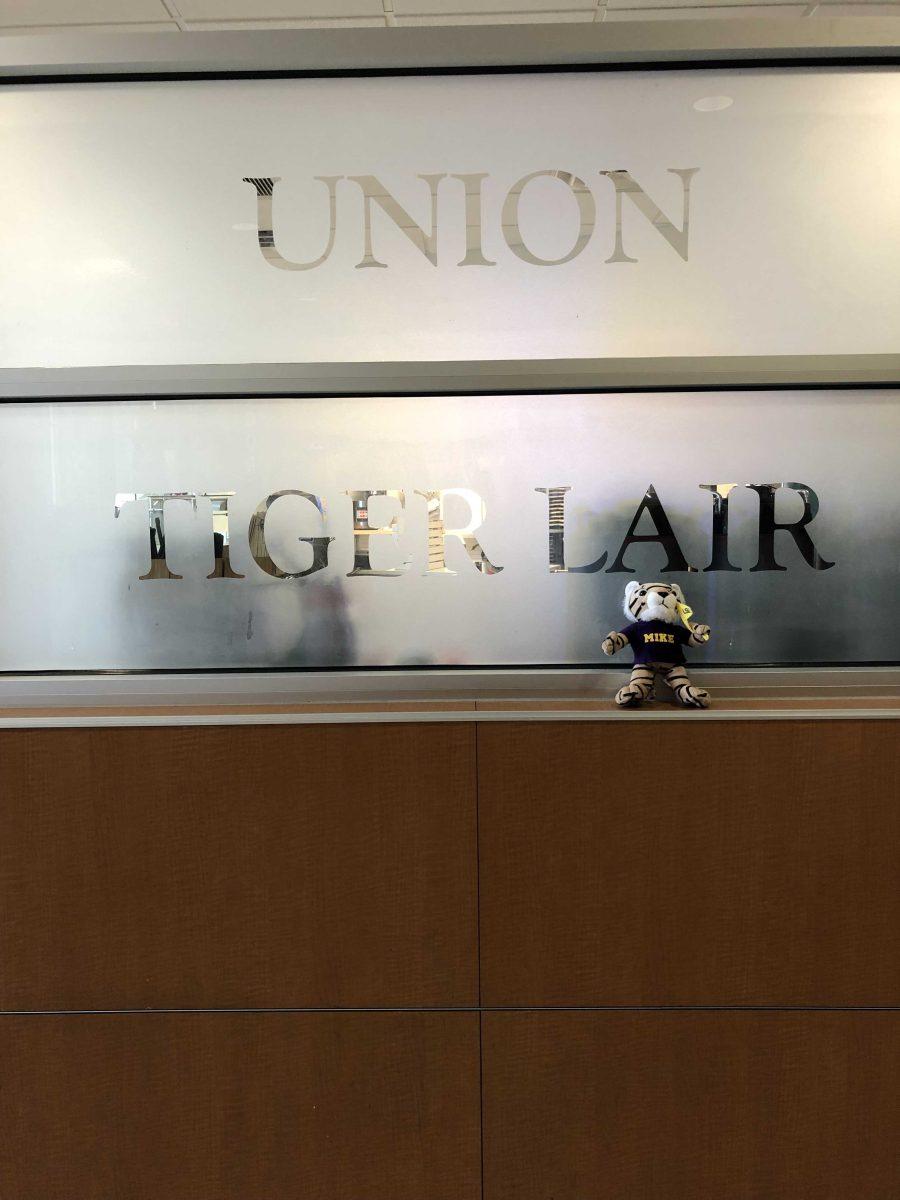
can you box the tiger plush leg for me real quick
[615,665,655,708]
[664,665,710,710]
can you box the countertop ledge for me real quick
[0,694,898,727]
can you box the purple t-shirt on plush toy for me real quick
[621,619,691,666]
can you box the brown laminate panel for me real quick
[0,724,477,1010]
[0,1012,480,1200]
[483,1011,900,1200]
[478,721,900,1005]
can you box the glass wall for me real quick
[0,389,895,672]
[1,68,898,368]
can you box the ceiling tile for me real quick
[393,0,596,13]
[397,10,596,21]
[817,2,900,11]
[607,0,800,8]
[183,16,387,27]
[605,4,807,15]
[0,0,167,24]
[177,0,383,16]
[0,21,180,32]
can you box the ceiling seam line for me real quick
[159,0,188,33]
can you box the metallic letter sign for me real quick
[0,391,894,670]
[2,70,897,367]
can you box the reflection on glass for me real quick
[114,492,198,580]
[345,490,410,577]
[415,489,503,576]
[3,390,895,670]
[249,490,334,579]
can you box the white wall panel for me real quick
[1,69,898,369]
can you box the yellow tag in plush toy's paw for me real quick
[676,602,694,630]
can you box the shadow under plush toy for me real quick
[602,581,711,709]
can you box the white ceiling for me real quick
[0,0,895,35]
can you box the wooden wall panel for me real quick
[0,724,477,1010]
[0,1012,481,1200]
[482,1011,900,1200]
[478,721,900,1006]
[3,715,898,1198]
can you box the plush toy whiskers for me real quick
[602,581,711,710]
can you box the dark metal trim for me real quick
[2,356,898,401]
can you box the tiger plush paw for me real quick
[673,683,710,709]
[614,666,655,708]
[602,631,627,657]
[615,683,647,708]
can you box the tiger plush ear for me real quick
[623,580,642,618]
[670,582,685,603]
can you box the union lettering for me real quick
[241,168,699,270]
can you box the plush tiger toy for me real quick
[602,581,711,709]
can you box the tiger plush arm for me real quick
[686,623,711,648]
[602,631,628,656]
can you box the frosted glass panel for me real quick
[0,391,895,672]
[0,68,898,367]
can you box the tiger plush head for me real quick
[623,580,685,625]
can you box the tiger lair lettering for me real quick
[241,169,698,270]
[114,482,834,582]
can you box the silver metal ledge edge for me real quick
[1,356,898,400]
[0,667,896,727]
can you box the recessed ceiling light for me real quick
[693,95,734,113]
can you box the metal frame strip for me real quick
[2,357,899,400]
[1,19,898,79]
